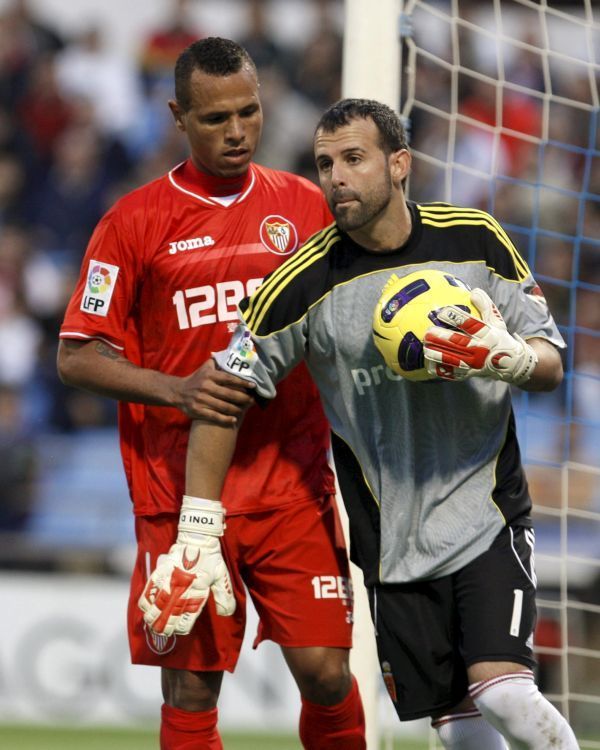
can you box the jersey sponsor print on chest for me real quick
[172,278,263,330]
[80,259,119,316]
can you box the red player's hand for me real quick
[176,358,255,424]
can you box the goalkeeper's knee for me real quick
[470,670,579,749]
[432,708,508,749]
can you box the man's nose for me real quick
[225,117,244,142]
[331,163,347,187]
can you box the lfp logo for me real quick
[88,264,112,294]
[80,259,119,316]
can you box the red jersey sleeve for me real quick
[59,202,143,350]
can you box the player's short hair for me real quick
[315,98,409,154]
[174,37,257,111]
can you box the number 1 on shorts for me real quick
[510,588,523,636]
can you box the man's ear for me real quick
[390,149,411,187]
[168,100,186,132]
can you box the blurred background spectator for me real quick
[0,384,37,532]
[138,0,202,95]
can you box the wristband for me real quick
[177,495,225,539]
[511,336,538,386]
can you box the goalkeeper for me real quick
[160,99,580,749]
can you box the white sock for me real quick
[433,708,508,749]
[471,670,580,749]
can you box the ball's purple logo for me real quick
[88,264,112,294]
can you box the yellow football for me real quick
[372,268,480,381]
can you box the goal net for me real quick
[343,1,600,747]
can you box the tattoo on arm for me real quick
[95,341,121,361]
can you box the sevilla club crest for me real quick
[144,624,177,655]
[259,214,299,255]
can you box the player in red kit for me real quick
[58,37,365,750]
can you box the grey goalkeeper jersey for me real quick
[215,202,565,585]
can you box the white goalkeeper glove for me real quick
[423,288,538,385]
[138,495,236,637]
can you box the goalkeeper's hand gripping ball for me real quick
[372,268,480,382]
[423,288,538,384]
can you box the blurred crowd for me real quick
[0,0,598,534]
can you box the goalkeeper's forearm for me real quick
[518,338,563,392]
[185,419,242,498]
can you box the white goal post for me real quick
[340,6,402,748]
[342,0,401,108]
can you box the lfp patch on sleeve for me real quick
[80,260,119,316]
[224,328,258,378]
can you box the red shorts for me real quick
[128,495,353,672]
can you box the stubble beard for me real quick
[333,172,393,233]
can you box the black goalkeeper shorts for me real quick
[369,524,537,720]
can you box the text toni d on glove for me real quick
[423,288,538,385]
[138,496,236,636]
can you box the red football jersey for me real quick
[60,160,336,516]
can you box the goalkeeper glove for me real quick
[423,288,538,385]
[138,495,236,637]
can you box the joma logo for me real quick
[169,236,215,254]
